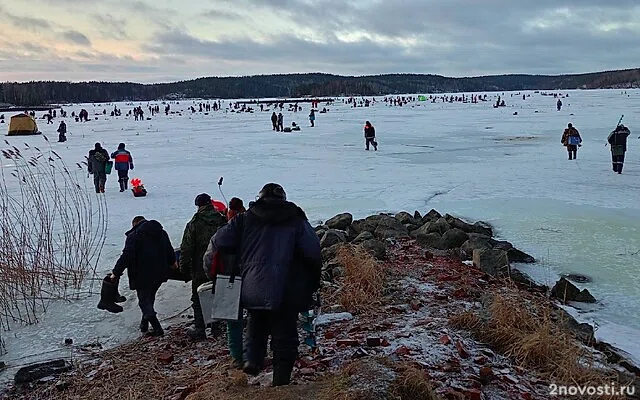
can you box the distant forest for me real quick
[1,69,639,106]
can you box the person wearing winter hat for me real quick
[203,183,322,386]
[87,142,110,193]
[111,143,134,192]
[179,193,227,340]
[111,216,177,337]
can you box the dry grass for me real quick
[389,364,440,400]
[330,245,385,314]
[0,139,107,351]
[448,287,619,391]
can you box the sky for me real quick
[0,0,639,83]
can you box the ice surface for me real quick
[314,312,354,327]
[1,90,639,379]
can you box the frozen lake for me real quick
[1,89,639,379]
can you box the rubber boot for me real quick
[119,180,125,192]
[146,316,164,337]
[272,360,294,386]
[97,276,123,313]
[242,361,261,376]
[140,318,149,333]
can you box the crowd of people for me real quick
[106,183,321,387]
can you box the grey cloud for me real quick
[202,9,244,21]
[92,14,129,40]
[61,30,92,46]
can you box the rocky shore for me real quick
[4,210,639,400]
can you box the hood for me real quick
[126,219,165,237]
[249,198,306,223]
[192,204,227,225]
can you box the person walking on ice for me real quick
[87,142,110,193]
[111,143,134,192]
[364,121,378,151]
[607,124,631,174]
[561,123,582,160]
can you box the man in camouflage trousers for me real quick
[179,193,227,340]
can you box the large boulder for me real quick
[429,217,451,235]
[440,228,469,249]
[510,269,547,291]
[395,211,419,226]
[473,249,510,278]
[422,209,442,223]
[472,221,493,237]
[321,243,346,261]
[325,213,353,230]
[416,232,443,249]
[507,248,535,263]
[351,219,376,235]
[320,229,347,249]
[371,215,409,240]
[360,239,386,260]
[14,359,72,384]
[552,307,596,345]
[460,233,496,260]
[352,231,374,244]
[550,277,596,303]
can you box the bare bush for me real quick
[0,137,107,352]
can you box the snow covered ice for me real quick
[1,89,639,380]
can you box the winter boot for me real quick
[139,317,149,333]
[119,180,125,192]
[115,291,126,303]
[272,361,294,386]
[97,276,123,313]
[146,316,164,337]
[187,308,206,341]
[242,361,261,376]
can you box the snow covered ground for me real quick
[1,89,639,380]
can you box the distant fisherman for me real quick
[364,121,377,151]
[561,123,582,160]
[607,124,631,174]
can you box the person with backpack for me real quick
[111,143,134,192]
[88,142,110,193]
[364,121,377,151]
[179,193,227,340]
[561,123,582,160]
[203,183,322,386]
[111,216,177,337]
[608,124,631,174]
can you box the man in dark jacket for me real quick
[364,121,377,151]
[271,112,278,131]
[111,216,176,337]
[203,183,321,386]
[608,124,631,174]
[88,142,110,193]
[111,143,134,192]
[561,123,582,160]
[57,121,67,143]
[179,193,227,340]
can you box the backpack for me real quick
[94,151,108,163]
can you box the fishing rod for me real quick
[217,176,228,206]
[605,114,624,147]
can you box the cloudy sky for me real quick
[0,0,639,83]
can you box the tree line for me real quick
[1,69,639,106]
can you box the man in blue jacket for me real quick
[111,143,134,192]
[203,183,322,386]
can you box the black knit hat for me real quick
[194,193,211,207]
[258,183,286,201]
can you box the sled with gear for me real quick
[7,113,41,136]
[131,178,147,197]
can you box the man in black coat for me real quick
[111,216,176,336]
[204,183,322,386]
[88,142,109,193]
[364,121,377,151]
[607,124,631,174]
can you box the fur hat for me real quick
[258,183,286,201]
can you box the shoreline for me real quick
[3,209,639,399]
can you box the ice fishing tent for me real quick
[7,114,41,136]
